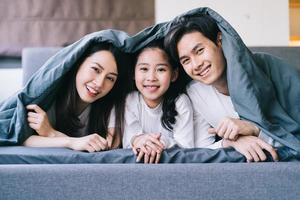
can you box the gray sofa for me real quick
[0,47,300,200]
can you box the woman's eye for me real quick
[106,76,115,82]
[92,67,100,73]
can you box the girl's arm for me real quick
[172,94,195,148]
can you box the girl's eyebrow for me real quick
[136,63,149,66]
[93,62,118,76]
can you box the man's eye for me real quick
[196,48,204,54]
[181,59,190,65]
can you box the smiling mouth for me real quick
[196,65,211,77]
[86,85,100,96]
[143,85,160,92]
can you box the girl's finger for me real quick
[145,141,162,153]
[149,150,156,164]
[147,136,164,149]
[144,153,150,164]
[155,151,162,164]
[136,151,145,162]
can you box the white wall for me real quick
[155,0,289,46]
[0,69,22,102]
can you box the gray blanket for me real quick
[0,7,299,162]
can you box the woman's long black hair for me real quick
[55,42,129,144]
[133,40,185,131]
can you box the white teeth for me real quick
[86,85,99,95]
[199,66,210,76]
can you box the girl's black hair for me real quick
[164,14,220,64]
[55,42,129,145]
[133,40,183,131]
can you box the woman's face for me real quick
[76,50,118,106]
[177,31,226,86]
[135,48,177,108]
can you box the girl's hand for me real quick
[136,145,163,164]
[208,117,260,140]
[26,104,56,137]
[68,133,108,152]
[132,133,164,164]
[223,135,279,162]
[132,133,164,155]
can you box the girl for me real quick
[164,14,290,162]
[23,42,128,152]
[123,41,194,164]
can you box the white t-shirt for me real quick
[122,91,194,149]
[187,80,282,149]
[47,102,115,137]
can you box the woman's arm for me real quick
[24,133,109,153]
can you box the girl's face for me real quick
[177,31,226,87]
[76,50,118,107]
[135,48,177,108]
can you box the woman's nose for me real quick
[93,76,105,88]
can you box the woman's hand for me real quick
[223,135,279,162]
[208,117,260,140]
[68,133,108,152]
[27,104,56,137]
[132,133,164,164]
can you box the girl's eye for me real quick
[157,67,167,72]
[139,67,148,72]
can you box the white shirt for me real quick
[122,91,194,149]
[187,80,282,149]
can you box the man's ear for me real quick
[171,69,179,82]
[217,32,222,47]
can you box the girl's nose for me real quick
[146,70,157,81]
